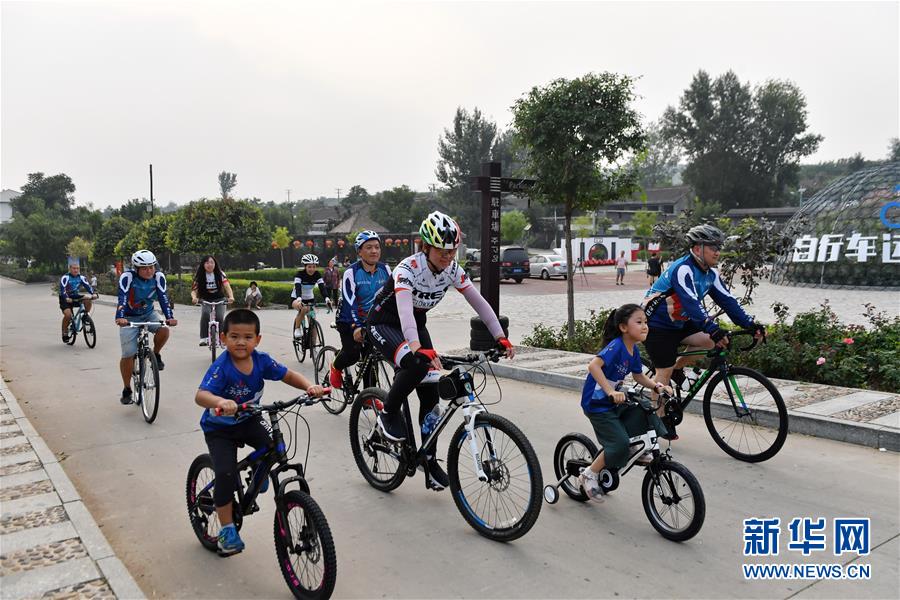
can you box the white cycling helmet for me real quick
[419,211,461,250]
[355,230,380,251]
[300,254,319,265]
[131,249,157,267]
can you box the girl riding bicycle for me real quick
[577,304,673,503]
[191,255,234,346]
[366,211,514,490]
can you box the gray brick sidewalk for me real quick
[480,346,900,452]
[0,380,144,600]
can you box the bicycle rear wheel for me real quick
[138,350,161,423]
[642,460,705,542]
[448,413,543,542]
[82,315,96,348]
[186,454,243,552]
[293,314,306,363]
[552,433,598,502]
[348,388,406,491]
[703,366,788,462]
[315,346,346,415]
[274,490,337,600]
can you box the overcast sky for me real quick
[2,1,897,209]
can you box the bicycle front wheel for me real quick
[82,315,97,348]
[139,350,161,423]
[703,366,788,462]
[315,346,346,415]
[348,388,406,492]
[448,413,543,542]
[274,490,337,600]
[209,322,218,363]
[65,321,77,345]
[641,460,705,542]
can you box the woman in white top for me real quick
[191,255,234,345]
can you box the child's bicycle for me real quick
[186,391,337,600]
[544,387,705,542]
[201,299,228,363]
[292,304,325,364]
[315,327,394,415]
[348,349,544,542]
[124,322,166,423]
[644,328,788,462]
[63,295,99,348]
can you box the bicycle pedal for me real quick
[217,547,243,558]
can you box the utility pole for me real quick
[149,164,154,215]
[286,189,291,203]
[335,188,342,202]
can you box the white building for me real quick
[557,236,636,262]
[0,189,20,224]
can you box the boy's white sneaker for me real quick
[578,467,605,503]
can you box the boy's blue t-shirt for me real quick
[580,337,643,414]
[198,350,288,432]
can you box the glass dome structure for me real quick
[771,162,900,289]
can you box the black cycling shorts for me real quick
[644,322,703,369]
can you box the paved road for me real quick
[1,281,897,599]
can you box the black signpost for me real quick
[468,161,536,349]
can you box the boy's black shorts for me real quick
[204,417,272,507]
[644,322,702,369]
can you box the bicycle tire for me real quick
[186,454,243,552]
[447,413,543,542]
[274,490,337,600]
[348,388,406,492]
[315,346,346,415]
[703,366,788,462]
[309,319,325,364]
[82,315,96,348]
[141,350,161,423]
[552,433,598,502]
[641,460,705,542]
[209,322,218,363]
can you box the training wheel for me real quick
[543,485,560,504]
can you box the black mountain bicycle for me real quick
[186,392,337,600]
[124,322,164,423]
[315,327,394,415]
[644,329,788,462]
[349,349,544,542]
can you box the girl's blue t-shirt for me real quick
[580,337,643,414]
[199,350,288,432]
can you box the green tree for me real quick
[662,70,822,209]
[595,216,613,235]
[113,198,153,223]
[1,204,81,268]
[91,216,134,265]
[66,236,93,264]
[340,185,370,219]
[13,172,76,216]
[691,198,724,220]
[500,210,529,244]
[369,186,428,232]
[631,120,680,188]
[572,215,594,238]
[114,225,145,259]
[218,172,238,199]
[630,209,658,239]
[166,198,270,257]
[512,72,645,336]
[435,107,499,238]
[889,138,900,162]
[492,128,528,178]
[272,226,291,268]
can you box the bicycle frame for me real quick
[202,300,227,348]
[668,346,752,418]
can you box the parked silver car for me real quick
[529,254,568,279]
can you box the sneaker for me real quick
[635,451,653,466]
[199,339,209,347]
[217,524,245,556]
[578,467,605,503]
[362,396,384,411]
[293,328,302,339]
[660,421,679,441]
[377,410,407,441]
[155,352,165,371]
[425,456,450,491]
[329,364,343,389]
[120,388,133,405]
[62,334,70,343]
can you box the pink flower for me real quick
[843,337,854,345]
[816,357,827,366]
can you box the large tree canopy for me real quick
[662,70,822,209]
[167,198,270,256]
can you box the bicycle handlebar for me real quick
[201,300,229,306]
[722,328,764,353]
[122,321,167,328]
[440,348,504,367]
[214,388,333,416]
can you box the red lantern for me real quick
[337,239,346,248]
[325,239,333,248]
[292,240,301,249]
[402,238,409,245]
[271,241,279,249]
[385,238,393,247]
[305,240,314,248]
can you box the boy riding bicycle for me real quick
[194,309,326,556]
[115,250,177,405]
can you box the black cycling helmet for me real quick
[686,224,726,247]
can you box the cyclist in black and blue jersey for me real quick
[114,250,178,405]
[59,260,97,343]
[328,230,391,389]
[291,254,332,340]
[642,225,763,438]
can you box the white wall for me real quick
[555,236,633,261]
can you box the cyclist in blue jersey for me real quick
[328,230,391,389]
[58,260,98,343]
[115,250,178,405]
[642,225,763,438]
